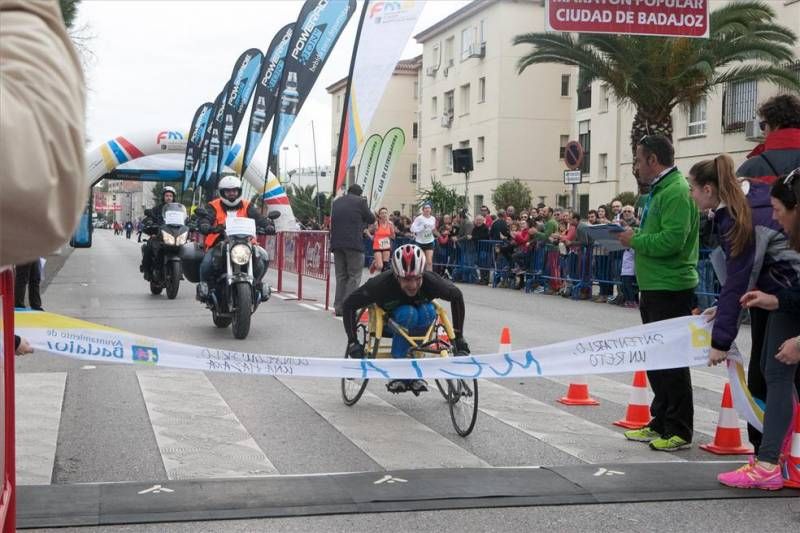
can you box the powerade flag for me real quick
[196,85,227,186]
[183,102,213,190]
[203,87,228,185]
[334,0,424,193]
[355,133,382,193]
[242,23,294,174]
[217,48,263,176]
[369,127,405,208]
[268,0,356,177]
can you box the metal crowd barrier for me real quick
[0,269,16,531]
[275,231,331,309]
[363,237,720,301]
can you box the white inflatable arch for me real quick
[86,129,297,229]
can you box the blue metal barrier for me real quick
[359,234,721,300]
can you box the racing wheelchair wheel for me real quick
[433,324,452,401]
[447,378,478,437]
[341,321,372,406]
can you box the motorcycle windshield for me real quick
[163,203,187,226]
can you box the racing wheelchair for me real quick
[340,302,478,436]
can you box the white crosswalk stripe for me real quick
[479,381,683,463]
[16,373,67,485]
[690,368,728,394]
[277,376,489,469]
[17,366,753,486]
[137,370,278,479]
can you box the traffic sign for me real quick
[564,141,584,171]
[564,170,582,185]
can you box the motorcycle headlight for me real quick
[175,232,188,246]
[161,230,175,245]
[230,244,252,265]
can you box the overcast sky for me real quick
[75,0,470,174]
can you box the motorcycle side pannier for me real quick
[180,243,205,283]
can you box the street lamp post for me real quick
[294,144,301,187]
[282,146,290,186]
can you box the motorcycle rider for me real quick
[140,185,178,280]
[196,174,274,302]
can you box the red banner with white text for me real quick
[546,0,709,38]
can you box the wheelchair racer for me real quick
[342,244,470,395]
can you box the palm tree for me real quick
[513,1,799,158]
[286,184,330,224]
[59,0,81,28]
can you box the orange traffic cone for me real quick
[700,383,753,455]
[614,371,651,429]
[558,376,599,406]
[498,327,511,353]
[782,403,800,488]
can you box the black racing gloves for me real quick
[453,336,470,356]
[346,341,365,359]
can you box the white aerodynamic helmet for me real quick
[217,175,243,207]
[391,244,426,278]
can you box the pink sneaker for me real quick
[718,461,783,490]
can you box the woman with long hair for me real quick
[689,158,800,489]
[370,207,395,273]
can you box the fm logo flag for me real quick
[333,0,424,193]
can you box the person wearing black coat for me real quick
[330,184,376,315]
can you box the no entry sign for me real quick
[546,0,709,38]
[564,141,584,171]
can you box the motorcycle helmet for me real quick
[218,175,243,208]
[162,186,177,202]
[391,244,426,278]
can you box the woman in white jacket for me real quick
[410,203,439,271]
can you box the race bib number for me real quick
[378,237,391,249]
[164,211,185,226]
[225,217,256,237]
[420,228,433,241]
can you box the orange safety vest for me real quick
[204,198,250,250]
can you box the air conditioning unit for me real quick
[425,66,438,77]
[744,118,765,141]
[467,42,485,59]
[441,113,452,128]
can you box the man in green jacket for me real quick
[617,134,699,452]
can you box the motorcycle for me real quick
[145,203,190,299]
[200,211,280,339]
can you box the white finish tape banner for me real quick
[12,311,721,381]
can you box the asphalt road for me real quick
[17,230,799,531]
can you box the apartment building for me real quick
[570,1,800,212]
[415,0,574,215]
[327,56,422,215]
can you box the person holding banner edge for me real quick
[716,169,800,490]
[616,134,699,452]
